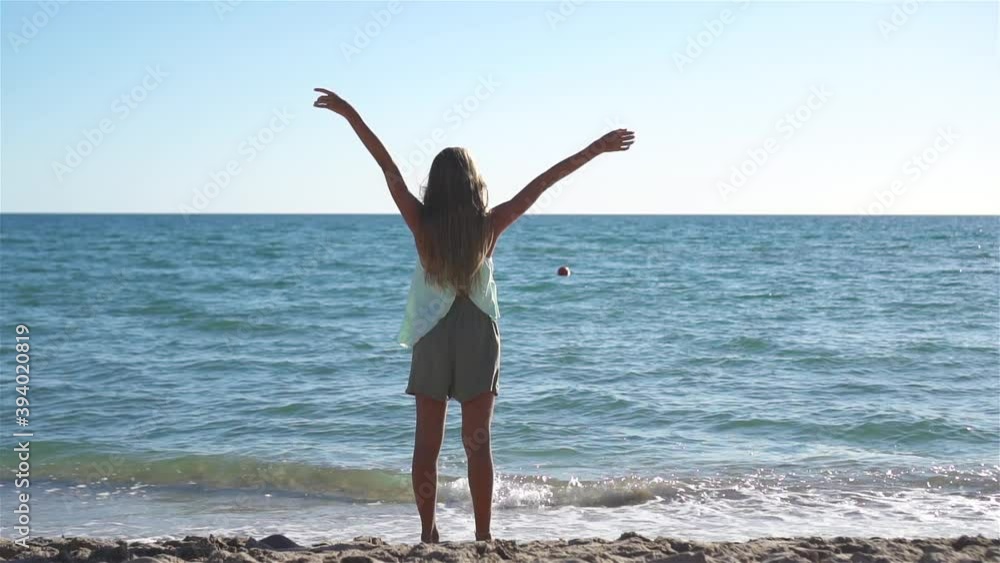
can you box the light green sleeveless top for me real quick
[398,257,500,348]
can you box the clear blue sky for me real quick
[2,1,997,214]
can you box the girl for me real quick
[313,87,635,543]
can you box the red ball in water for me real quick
[557,265,571,277]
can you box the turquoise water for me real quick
[0,214,997,542]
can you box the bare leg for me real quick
[461,391,495,541]
[412,394,447,543]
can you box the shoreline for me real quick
[2,534,997,563]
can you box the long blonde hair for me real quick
[417,147,491,295]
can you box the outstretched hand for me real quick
[313,88,355,117]
[590,129,636,154]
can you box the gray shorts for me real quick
[406,295,500,403]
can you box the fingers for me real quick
[612,129,635,151]
[313,88,341,110]
[313,87,354,116]
[313,91,339,110]
[604,129,635,141]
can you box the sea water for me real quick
[0,214,996,542]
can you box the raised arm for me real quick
[490,129,635,237]
[313,88,421,235]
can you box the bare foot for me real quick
[475,531,493,541]
[421,526,440,544]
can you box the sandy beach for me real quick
[2,534,997,563]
